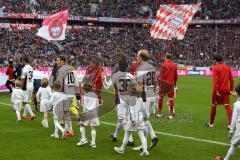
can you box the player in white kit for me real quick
[221,85,240,160]
[114,83,149,156]
[103,59,135,146]
[36,78,52,128]
[57,56,80,136]
[134,50,159,150]
[20,56,35,120]
[11,80,24,122]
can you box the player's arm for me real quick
[20,68,27,89]
[212,68,219,95]
[229,68,234,92]
[174,65,178,86]
[49,93,55,105]
[102,72,113,89]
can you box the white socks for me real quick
[113,121,122,138]
[80,127,86,140]
[54,119,64,134]
[91,129,96,144]
[138,130,147,152]
[146,121,156,139]
[121,131,130,151]
[23,104,34,117]
[16,109,21,121]
[42,119,49,128]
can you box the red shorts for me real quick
[160,88,174,99]
[212,93,230,105]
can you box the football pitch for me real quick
[0,76,239,160]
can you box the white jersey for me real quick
[36,86,52,101]
[50,92,66,107]
[103,71,136,104]
[82,92,99,112]
[136,62,157,99]
[57,65,78,97]
[21,64,33,90]
[11,87,24,104]
[230,99,240,133]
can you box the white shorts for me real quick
[143,97,157,118]
[116,103,127,120]
[81,118,100,127]
[40,99,50,112]
[13,100,23,111]
[125,112,145,132]
[23,86,33,103]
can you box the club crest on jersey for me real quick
[48,18,63,39]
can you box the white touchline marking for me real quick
[100,121,231,147]
[0,102,231,147]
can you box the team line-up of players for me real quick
[9,50,240,159]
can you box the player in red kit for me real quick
[206,55,234,129]
[92,58,104,104]
[129,57,140,76]
[157,53,178,119]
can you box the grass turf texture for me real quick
[0,76,240,160]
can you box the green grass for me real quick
[0,76,240,160]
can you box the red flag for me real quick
[150,4,201,40]
[37,10,68,41]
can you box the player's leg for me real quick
[43,111,49,128]
[223,95,232,128]
[64,97,74,136]
[77,123,88,145]
[144,98,158,149]
[90,126,97,148]
[5,80,12,93]
[167,89,175,119]
[206,95,217,127]
[25,87,35,119]
[157,95,164,117]
[112,104,125,141]
[114,131,130,154]
[53,118,65,139]
[14,101,21,122]
[138,130,149,156]
[224,143,239,160]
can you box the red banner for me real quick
[10,24,37,30]
[8,13,38,19]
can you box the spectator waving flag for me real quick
[151,4,201,40]
[37,10,68,41]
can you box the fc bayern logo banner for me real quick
[37,10,68,41]
[151,4,201,40]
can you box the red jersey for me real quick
[6,66,15,80]
[93,67,104,91]
[212,62,234,94]
[129,62,140,76]
[159,60,178,85]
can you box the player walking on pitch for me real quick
[102,58,135,146]
[57,56,80,136]
[134,50,159,149]
[20,55,36,120]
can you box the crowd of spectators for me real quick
[0,0,240,19]
[0,26,239,69]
